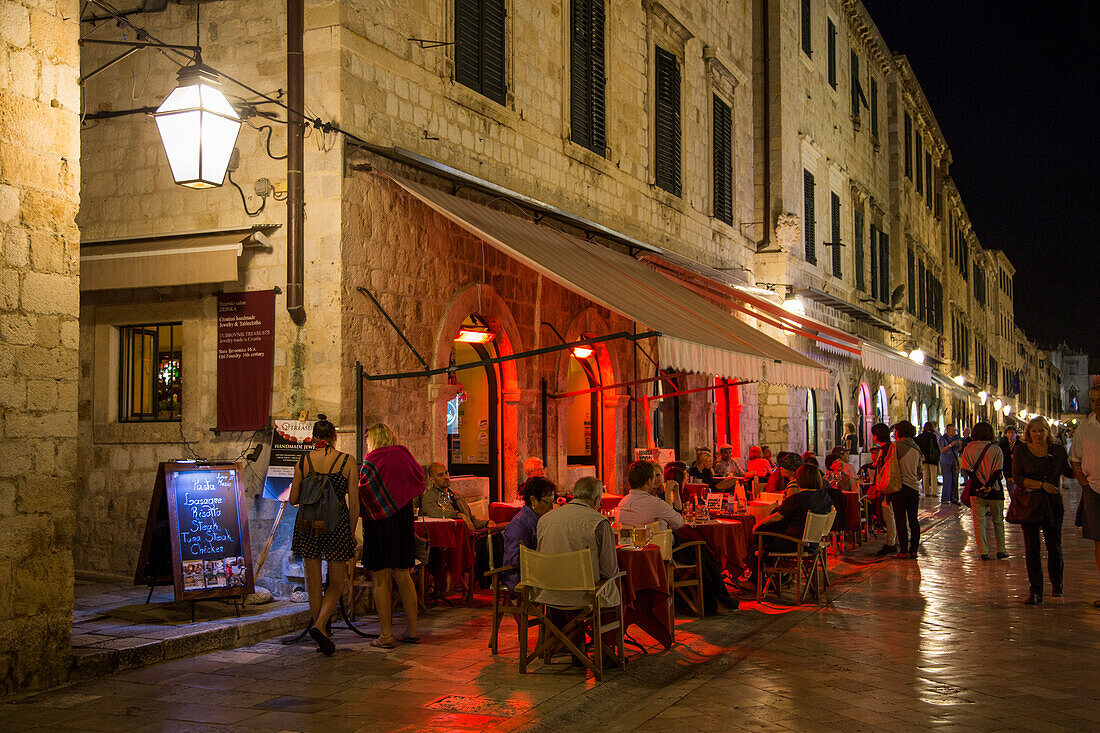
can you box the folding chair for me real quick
[482,532,536,655]
[755,509,836,605]
[516,546,626,681]
[648,527,705,618]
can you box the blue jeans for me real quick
[940,463,959,503]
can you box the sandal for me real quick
[395,633,421,644]
[370,636,397,649]
[308,626,336,656]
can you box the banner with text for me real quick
[217,290,275,431]
[262,418,317,501]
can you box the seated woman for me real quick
[823,457,851,530]
[749,465,834,583]
[663,461,691,507]
[688,447,740,493]
[500,477,557,592]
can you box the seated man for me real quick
[619,460,737,613]
[501,477,557,592]
[523,456,546,481]
[713,444,745,478]
[750,465,834,583]
[764,452,804,497]
[534,476,621,609]
[417,462,488,530]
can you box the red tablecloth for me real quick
[600,493,624,513]
[842,491,861,531]
[616,545,673,649]
[682,483,710,505]
[676,519,749,574]
[490,501,523,524]
[414,519,473,589]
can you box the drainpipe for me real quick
[286,0,306,325]
[760,0,772,248]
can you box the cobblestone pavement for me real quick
[3,492,1100,732]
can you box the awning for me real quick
[80,226,277,291]
[861,341,932,385]
[931,370,971,398]
[795,286,904,333]
[376,171,829,390]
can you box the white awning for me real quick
[376,171,830,390]
[861,341,933,385]
[80,227,276,291]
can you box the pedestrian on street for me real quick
[915,422,941,498]
[888,421,922,560]
[999,427,1020,498]
[959,421,1007,560]
[1069,384,1100,609]
[1011,417,1073,605]
[939,424,963,504]
[866,423,899,556]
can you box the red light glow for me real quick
[572,345,595,359]
[454,328,496,344]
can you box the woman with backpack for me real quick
[959,421,1007,561]
[288,415,359,656]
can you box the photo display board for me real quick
[136,462,254,602]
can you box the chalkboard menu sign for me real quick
[135,462,254,602]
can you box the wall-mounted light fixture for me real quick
[993,398,1003,411]
[952,375,966,386]
[978,390,988,405]
[907,348,926,365]
[153,63,242,188]
[454,327,496,344]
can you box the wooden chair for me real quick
[755,509,836,605]
[482,531,536,655]
[648,526,706,618]
[516,546,626,681]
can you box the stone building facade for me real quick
[0,0,80,694]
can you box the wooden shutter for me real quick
[850,51,859,116]
[878,231,890,303]
[454,0,482,93]
[915,136,923,194]
[870,77,878,138]
[903,112,912,179]
[917,260,926,321]
[570,0,605,155]
[712,95,733,225]
[869,224,878,300]
[454,0,506,105]
[854,209,865,291]
[827,20,837,88]
[925,153,933,208]
[907,248,915,314]
[803,170,816,264]
[830,192,841,277]
[654,46,681,196]
[801,0,812,56]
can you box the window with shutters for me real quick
[869,224,878,300]
[454,0,507,105]
[915,136,924,194]
[654,46,681,197]
[803,170,816,265]
[854,209,865,291]
[119,323,183,423]
[917,259,926,321]
[830,192,841,278]
[801,0,812,57]
[570,0,606,155]
[870,77,879,140]
[925,153,933,209]
[903,112,912,179]
[906,248,916,314]
[878,231,890,304]
[712,95,733,225]
[850,51,866,120]
[827,20,837,88]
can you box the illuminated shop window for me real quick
[119,322,182,422]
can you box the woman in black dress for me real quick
[289,416,359,655]
[1012,416,1073,604]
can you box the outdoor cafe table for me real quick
[615,544,673,650]
[414,518,473,590]
[489,493,625,524]
[841,491,861,532]
[676,518,751,574]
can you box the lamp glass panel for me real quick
[198,83,240,118]
[156,84,200,114]
[155,109,202,182]
[199,112,242,185]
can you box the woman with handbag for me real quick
[1010,416,1074,604]
[887,421,923,560]
[959,422,1007,561]
[288,415,359,656]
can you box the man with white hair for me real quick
[533,476,620,608]
[1070,385,1100,609]
[523,456,546,480]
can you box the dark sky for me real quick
[863,1,1099,360]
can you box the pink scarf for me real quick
[358,445,425,520]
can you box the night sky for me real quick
[863,1,1099,361]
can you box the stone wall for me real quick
[0,0,80,694]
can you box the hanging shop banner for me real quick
[262,418,317,501]
[217,289,275,431]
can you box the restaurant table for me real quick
[676,519,749,574]
[414,518,473,591]
[841,491,861,532]
[615,545,673,649]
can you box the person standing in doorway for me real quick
[1069,385,1100,609]
[915,422,941,498]
[939,424,963,505]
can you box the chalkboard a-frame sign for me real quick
[135,462,255,602]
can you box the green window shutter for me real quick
[570,0,606,155]
[849,50,859,116]
[654,46,682,196]
[830,192,842,277]
[878,232,890,304]
[870,77,878,139]
[906,248,915,314]
[803,170,816,264]
[915,136,924,194]
[925,153,933,208]
[801,0,812,57]
[917,259,926,321]
[869,224,878,300]
[827,20,837,88]
[854,209,865,291]
[712,95,733,225]
[454,0,506,105]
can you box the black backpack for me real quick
[294,453,349,537]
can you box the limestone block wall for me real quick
[0,0,80,695]
[75,1,345,580]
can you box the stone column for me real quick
[0,0,80,694]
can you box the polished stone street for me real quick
[4,490,1100,733]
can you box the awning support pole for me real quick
[549,372,689,400]
[636,379,752,402]
[355,361,364,467]
[540,377,548,466]
[356,286,429,370]
[361,330,659,382]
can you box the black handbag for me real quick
[1006,454,1054,525]
[960,444,994,506]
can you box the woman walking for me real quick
[358,423,425,647]
[288,415,358,656]
[1012,417,1073,604]
[887,421,922,560]
[959,421,1007,561]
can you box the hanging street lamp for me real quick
[153,63,242,188]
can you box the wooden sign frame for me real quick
[135,461,255,602]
